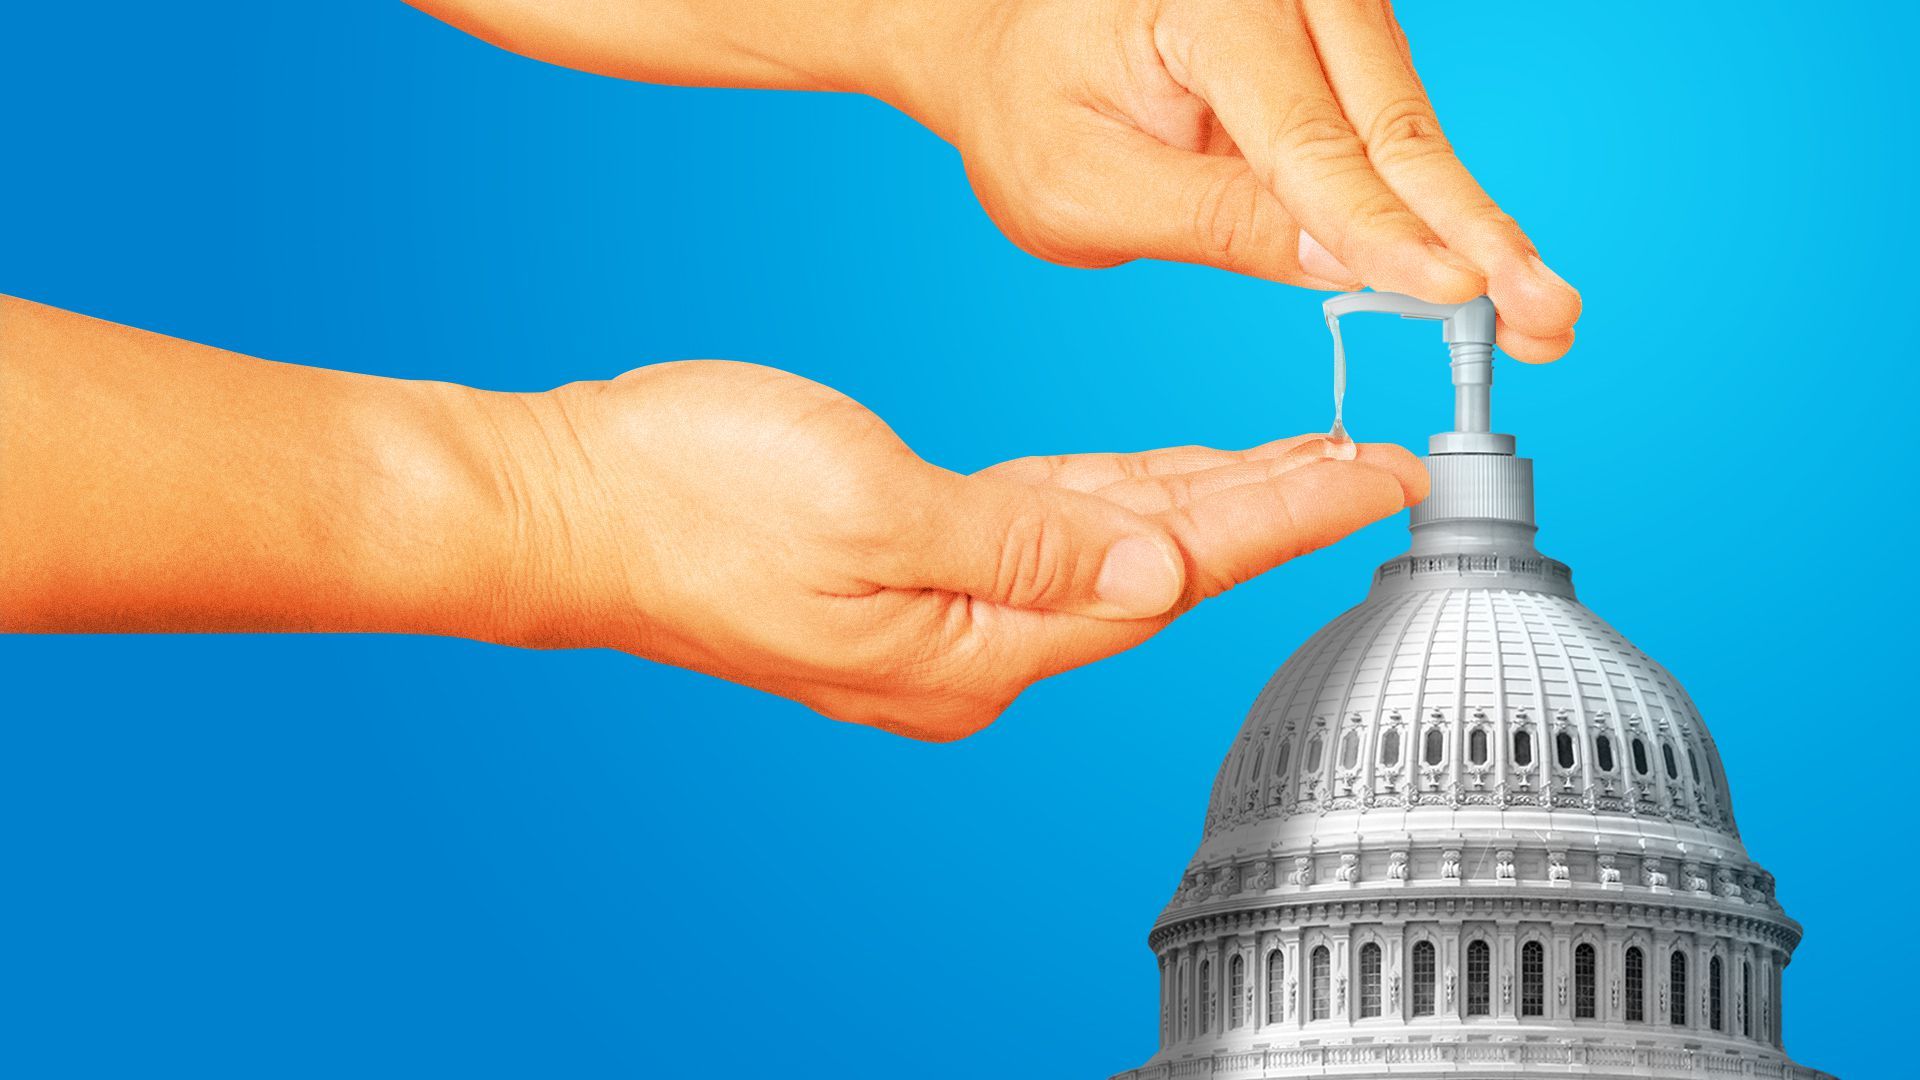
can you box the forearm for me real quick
[403,0,956,103]
[0,296,514,639]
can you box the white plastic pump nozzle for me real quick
[1323,292,1551,576]
[1323,291,1497,440]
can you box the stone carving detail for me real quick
[1335,853,1360,883]
[1495,849,1517,880]
[1547,852,1570,882]
[1287,977,1298,1016]
[1501,972,1513,1007]
[1289,856,1314,886]
[1683,863,1711,893]
[1611,977,1621,1012]
[1644,859,1669,888]
[1335,975,1347,1013]
[1214,865,1240,896]
[1387,850,1409,880]
[1440,849,1462,880]
[1557,972,1568,1007]
[1445,968,1456,1009]
[1716,867,1745,901]
[1598,854,1622,885]
[1252,859,1275,891]
[1388,971,1401,1006]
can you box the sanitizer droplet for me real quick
[1324,314,1357,460]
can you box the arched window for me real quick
[1339,729,1360,769]
[1631,737,1649,775]
[1228,954,1246,1028]
[1595,734,1615,773]
[1624,946,1645,1022]
[1555,731,1577,769]
[1575,944,1597,1018]
[1741,960,1753,1038]
[1247,746,1264,781]
[1274,742,1290,779]
[1662,743,1679,779]
[1265,950,1285,1024]
[1670,951,1689,1026]
[1468,728,1489,765]
[1379,728,1400,767]
[1709,955,1724,1031]
[1199,959,1212,1033]
[1466,940,1491,1016]
[1688,746,1702,784]
[1521,941,1545,1017]
[1305,735,1324,773]
[1423,728,1445,766]
[1411,941,1436,1017]
[1310,946,1331,1020]
[1359,943,1382,1018]
[1513,728,1534,767]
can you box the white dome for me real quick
[1114,343,1827,1080]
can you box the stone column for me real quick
[1496,923,1517,1019]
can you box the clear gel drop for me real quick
[1324,313,1357,460]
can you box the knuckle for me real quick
[1269,97,1367,166]
[1189,168,1266,270]
[1364,97,1454,167]
[994,503,1071,608]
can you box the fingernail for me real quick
[1426,242,1483,282]
[1095,536,1183,619]
[1297,232,1360,288]
[1525,252,1570,290]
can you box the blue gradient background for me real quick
[1,3,1908,1076]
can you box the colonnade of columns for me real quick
[1157,920,1784,1051]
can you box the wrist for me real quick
[419,379,660,656]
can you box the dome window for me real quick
[1631,737,1650,775]
[1625,946,1646,1022]
[1669,951,1688,1026]
[1512,729,1534,767]
[1198,959,1212,1033]
[1468,728,1489,765]
[1555,731,1576,769]
[1688,746,1702,784]
[1466,940,1491,1016]
[1741,961,1753,1038]
[1265,951,1285,1024]
[1595,734,1616,773]
[1575,943,1597,1019]
[1379,728,1401,767]
[1274,743,1290,779]
[1662,743,1679,780]
[1228,954,1246,1028]
[1521,941,1545,1017]
[1709,955,1724,1032]
[1305,735,1324,773]
[1411,941,1436,1017]
[1310,946,1330,1020]
[1359,943,1382,1018]
[1423,728,1445,766]
[1339,730,1360,769]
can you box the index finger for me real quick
[1303,0,1582,351]
[1155,0,1483,301]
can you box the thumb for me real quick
[893,471,1187,620]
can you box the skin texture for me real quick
[409,0,1582,359]
[0,297,1425,740]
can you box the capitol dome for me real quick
[1113,297,1829,1080]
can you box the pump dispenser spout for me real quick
[1322,292,1497,441]
[1321,292,1561,591]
